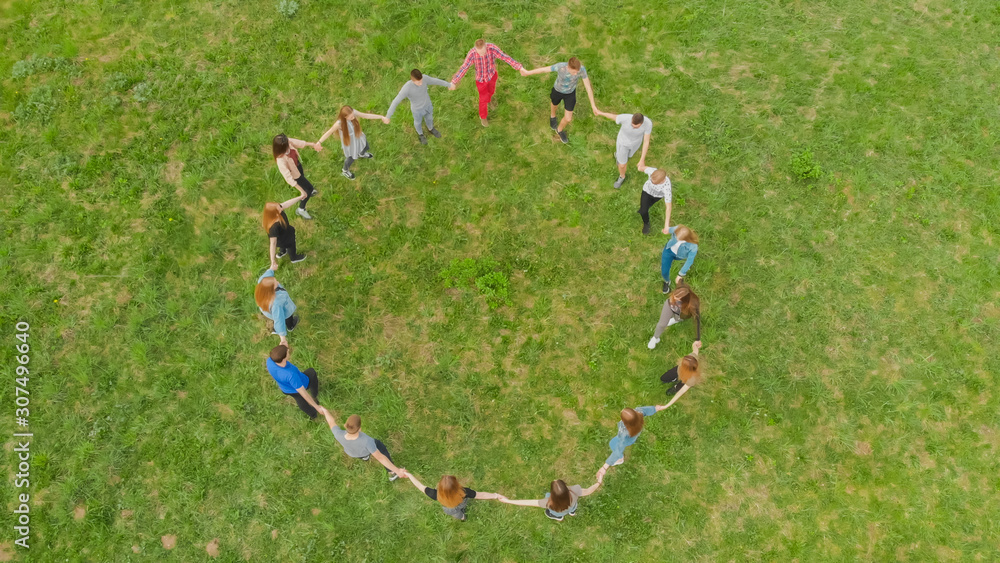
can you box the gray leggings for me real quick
[413,106,434,135]
[343,141,372,171]
[654,300,682,338]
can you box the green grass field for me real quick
[2,0,999,560]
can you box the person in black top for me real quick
[404,473,504,521]
[262,196,307,270]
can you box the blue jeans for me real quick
[661,248,678,282]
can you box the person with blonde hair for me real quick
[317,105,389,180]
[659,341,704,402]
[647,282,701,350]
[519,56,596,144]
[272,133,320,220]
[255,269,298,346]
[262,196,307,270]
[318,408,407,482]
[404,473,505,521]
[661,224,699,294]
[451,38,524,127]
[601,406,662,468]
[636,164,672,235]
[498,467,606,522]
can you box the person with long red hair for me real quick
[404,473,505,521]
[255,269,297,346]
[317,105,389,180]
[658,341,704,403]
[262,196,307,270]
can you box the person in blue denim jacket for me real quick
[602,406,665,469]
[255,269,298,346]
[661,224,699,294]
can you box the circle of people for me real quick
[255,39,704,522]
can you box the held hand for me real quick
[693,340,702,352]
[637,163,645,172]
[270,260,279,271]
[279,337,289,347]
[396,468,408,479]
[496,494,508,501]
[519,67,528,77]
[448,83,456,91]
[662,227,670,235]
[381,116,390,124]
[314,143,324,152]
[638,160,646,170]
[675,275,683,286]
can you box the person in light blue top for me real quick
[603,406,664,468]
[255,269,298,346]
[661,224,699,295]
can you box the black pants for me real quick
[283,368,320,418]
[284,313,299,332]
[294,162,315,209]
[638,191,663,226]
[276,231,297,258]
[343,142,371,172]
[372,439,395,473]
[660,366,683,394]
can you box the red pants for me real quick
[475,72,498,119]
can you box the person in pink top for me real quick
[451,39,524,127]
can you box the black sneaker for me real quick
[418,134,428,145]
[550,117,558,130]
[310,189,319,196]
[642,223,651,235]
[429,128,442,138]
[360,152,374,159]
[290,253,307,263]
[662,281,670,294]
[275,249,287,259]
[667,382,684,395]
[342,169,356,180]
[558,130,569,144]
[545,510,564,522]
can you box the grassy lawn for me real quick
[2,0,999,560]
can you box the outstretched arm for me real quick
[371,450,405,476]
[491,44,523,70]
[499,497,545,507]
[295,385,321,412]
[476,491,504,500]
[655,384,692,411]
[638,133,652,169]
[595,109,617,120]
[386,86,408,120]
[354,110,389,124]
[520,65,553,76]
[663,201,673,234]
[451,50,475,84]
[405,472,427,492]
[424,76,453,88]
[318,406,338,430]
[279,195,305,211]
[288,137,320,151]
[582,77,597,114]
[318,121,340,145]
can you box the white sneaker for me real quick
[647,337,660,350]
[667,317,680,327]
[296,208,313,220]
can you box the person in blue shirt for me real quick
[661,224,699,294]
[264,345,322,419]
[255,269,298,346]
[601,406,665,469]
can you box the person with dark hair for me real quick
[272,134,321,220]
[386,69,454,145]
[593,108,653,188]
[498,468,606,522]
[404,473,505,521]
[264,345,321,419]
[317,105,389,180]
[648,282,701,349]
[519,56,596,144]
[451,38,524,127]
[659,341,704,401]
[661,224,699,294]
[262,197,307,270]
[318,408,407,481]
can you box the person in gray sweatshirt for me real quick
[386,69,455,145]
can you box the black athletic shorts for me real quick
[550,88,577,112]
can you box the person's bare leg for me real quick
[550,103,558,118]
[618,162,627,177]
[557,110,574,132]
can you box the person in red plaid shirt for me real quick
[451,39,524,127]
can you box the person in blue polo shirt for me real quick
[264,344,322,419]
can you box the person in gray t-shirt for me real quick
[520,56,597,144]
[319,407,407,482]
[386,69,454,145]
[594,107,653,189]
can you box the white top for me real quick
[671,240,683,254]
[641,167,671,201]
